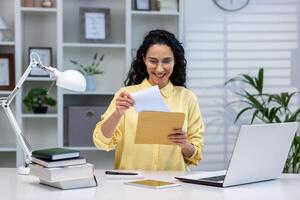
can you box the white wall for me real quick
[184,0,300,170]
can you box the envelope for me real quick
[135,111,185,145]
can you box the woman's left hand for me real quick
[168,129,190,148]
[168,129,195,157]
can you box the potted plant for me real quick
[225,68,300,173]
[23,88,56,114]
[70,52,104,91]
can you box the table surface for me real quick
[1,168,300,200]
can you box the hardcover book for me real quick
[32,147,80,160]
[31,156,86,168]
[39,176,98,189]
[30,163,94,182]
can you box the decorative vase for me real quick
[24,0,34,7]
[85,75,96,92]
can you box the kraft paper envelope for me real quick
[135,111,185,145]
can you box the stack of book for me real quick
[159,0,178,12]
[29,147,97,189]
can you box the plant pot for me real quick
[85,75,96,92]
[33,106,48,114]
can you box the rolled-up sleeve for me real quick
[93,89,124,151]
[184,93,205,165]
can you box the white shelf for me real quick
[3,0,182,168]
[21,113,58,118]
[0,41,15,46]
[131,10,180,16]
[64,146,99,151]
[0,91,11,95]
[63,91,115,95]
[0,147,16,152]
[20,7,57,13]
[26,77,55,81]
[63,43,126,48]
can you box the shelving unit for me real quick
[20,7,57,12]
[25,77,56,81]
[131,10,180,16]
[21,113,58,118]
[1,0,183,168]
[0,0,17,167]
[0,41,16,46]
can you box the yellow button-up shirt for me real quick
[93,79,205,171]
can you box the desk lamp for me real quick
[0,53,86,174]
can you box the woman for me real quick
[93,29,204,170]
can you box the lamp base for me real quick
[17,166,30,175]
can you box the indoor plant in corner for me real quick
[225,68,300,173]
[23,88,56,114]
[70,52,104,92]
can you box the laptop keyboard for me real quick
[199,175,226,182]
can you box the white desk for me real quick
[1,168,300,200]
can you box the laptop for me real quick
[175,122,299,187]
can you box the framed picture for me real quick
[80,8,111,43]
[28,47,52,77]
[0,54,15,91]
[135,0,151,10]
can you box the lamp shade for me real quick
[0,17,7,30]
[55,70,86,92]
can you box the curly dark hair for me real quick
[124,29,187,87]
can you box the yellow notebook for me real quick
[135,111,185,145]
[125,179,181,189]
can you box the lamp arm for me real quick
[1,103,33,165]
[3,52,55,165]
[6,62,33,106]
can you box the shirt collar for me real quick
[141,79,174,98]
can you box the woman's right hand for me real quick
[115,91,135,116]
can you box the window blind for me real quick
[184,0,299,170]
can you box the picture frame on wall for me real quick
[80,8,111,43]
[28,47,52,77]
[0,54,15,91]
[135,0,151,10]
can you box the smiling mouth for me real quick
[154,73,166,79]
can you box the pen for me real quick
[105,171,138,175]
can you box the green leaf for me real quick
[288,108,300,122]
[241,74,256,89]
[244,91,265,112]
[234,107,253,123]
[295,136,300,144]
[268,107,280,123]
[70,53,105,75]
[257,68,264,94]
[224,77,241,85]
[250,110,259,124]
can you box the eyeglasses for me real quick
[145,58,174,69]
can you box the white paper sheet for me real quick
[131,86,170,112]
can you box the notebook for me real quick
[176,122,299,187]
[125,179,181,189]
[32,147,80,160]
[31,156,86,168]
